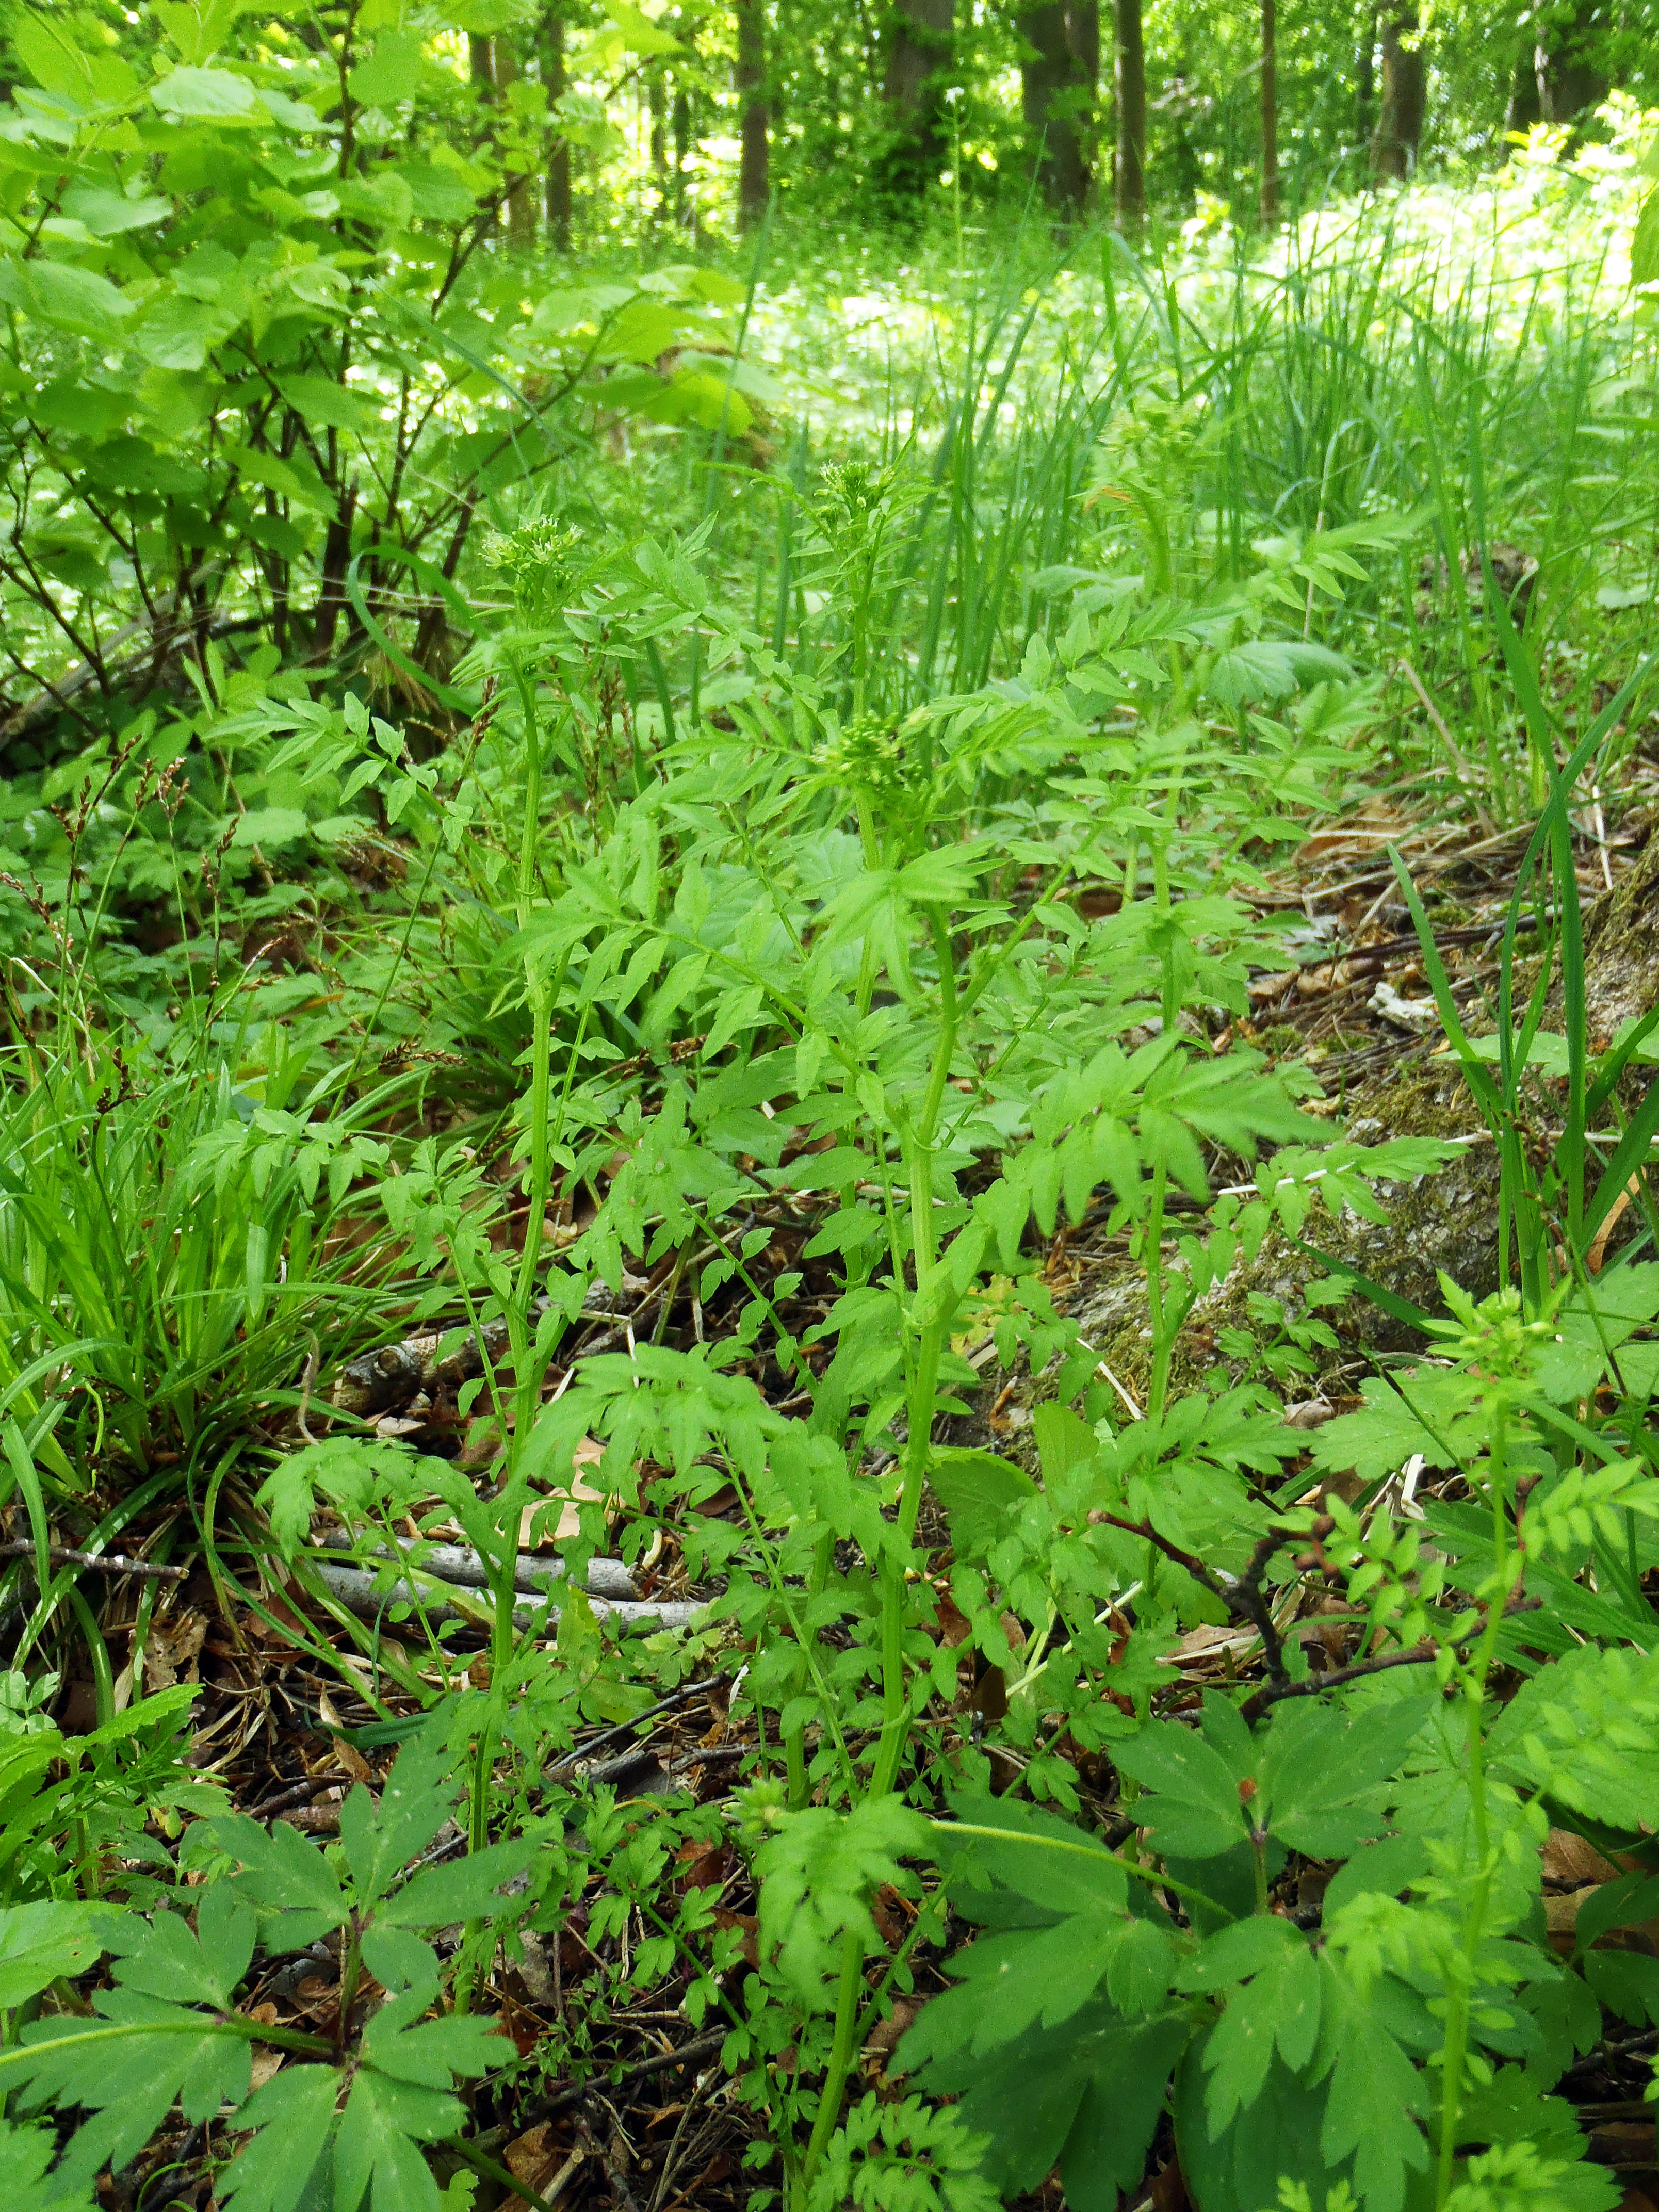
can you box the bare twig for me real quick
[0,1542,186,1581]
[1091,1511,1297,1684]
[499,2027,728,2137]
[1239,1596,1543,1720]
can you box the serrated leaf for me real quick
[333,2063,459,2212]
[1175,2041,1332,2212]
[1306,1368,1479,1487]
[1175,1913,1303,1993]
[1318,1972,1428,2212]
[14,2001,250,2186]
[380,1838,537,1931]
[0,1903,115,2008]
[1488,1644,1659,1832]
[208,1812,350,1947]
[1112,1722,1250,1860]
[0,2118,96,2211]
[113,1891,254,2010]
[340,1739,460,1910]
[362,2009,512,2089]
[217,2063,339,2212]
[1200,1942,1322,2134]
[1258,1695,1435,1857]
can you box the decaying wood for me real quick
[310,1557,703,1636]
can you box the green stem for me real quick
[872,908,961,1798]
[1144,1158,1170,1423]
[1434,1402,1510,2209]
[800,1927,866,2193]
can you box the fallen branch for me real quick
[366,1537,638,1602]
[1238,1596,1544,1720]
[308,1557,704,1636]
[0,1542,186,1582]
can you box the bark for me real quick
[735,0,770,227]
[648,69,670,222]
[468,34,495,90]
[672,78,693,231]
[1356,7,1376,141]
[1535,2,1608,124]
[1113,0,1146,225]
[544,7,572,247]
[1259,0,1279,225]
[493,40,538,247]
[1505,41,1542,136]
[1020,0,1089,211]
[1371,3,1425,182]
[1068,0,1101,206]
[881,0,955,198]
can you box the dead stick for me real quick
[0,1542,186,1581]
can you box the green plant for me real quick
[885,1272,1659,2212]
[1,1728,540,2211]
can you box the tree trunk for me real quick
[1020,0,1088,210]
[1356,7,1376,142]
[648,69,670,222]
[672,77,692,230]
[1371,3,1425,182]
[1067,0,1100,205]
[1113,0,1146,226]
[544,7,572,247]
[1259,0,1279,224]
[735,0,769,226]
[1535,3,1608,124]
[469,34,495,90]
[492,39,538,247]
[881,0,954,199]
[1504,41,1541,136]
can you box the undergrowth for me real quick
[3,36,1659,2212]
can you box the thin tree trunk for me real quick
[1505,43,1540,136]
[1356,7,1376,142]
[1535,2,1607,123]
[882,0,954,198]
[672,76,692,232]
[493,39,537,246]
[1259,0,1278,224]
[1371,2,1425,181]
[648,69,670,222]
[470,37,498,232]
[735,0,769,227]
[1020,0,1088,210]
[1113,0,1146,226]
[1067,0,1100,205]
[544,7,571,247]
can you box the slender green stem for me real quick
[1434,1402,1510,2209]
[872,908,961,1799]
[800,1928,866,2195]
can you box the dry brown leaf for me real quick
[864,1994,926,2060]
[144,1610,206,1694]
[1543,1829,1626,1887]
[506,2123,583,2195]
[334,1741,376,1788]
[521,1436,608,1546]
